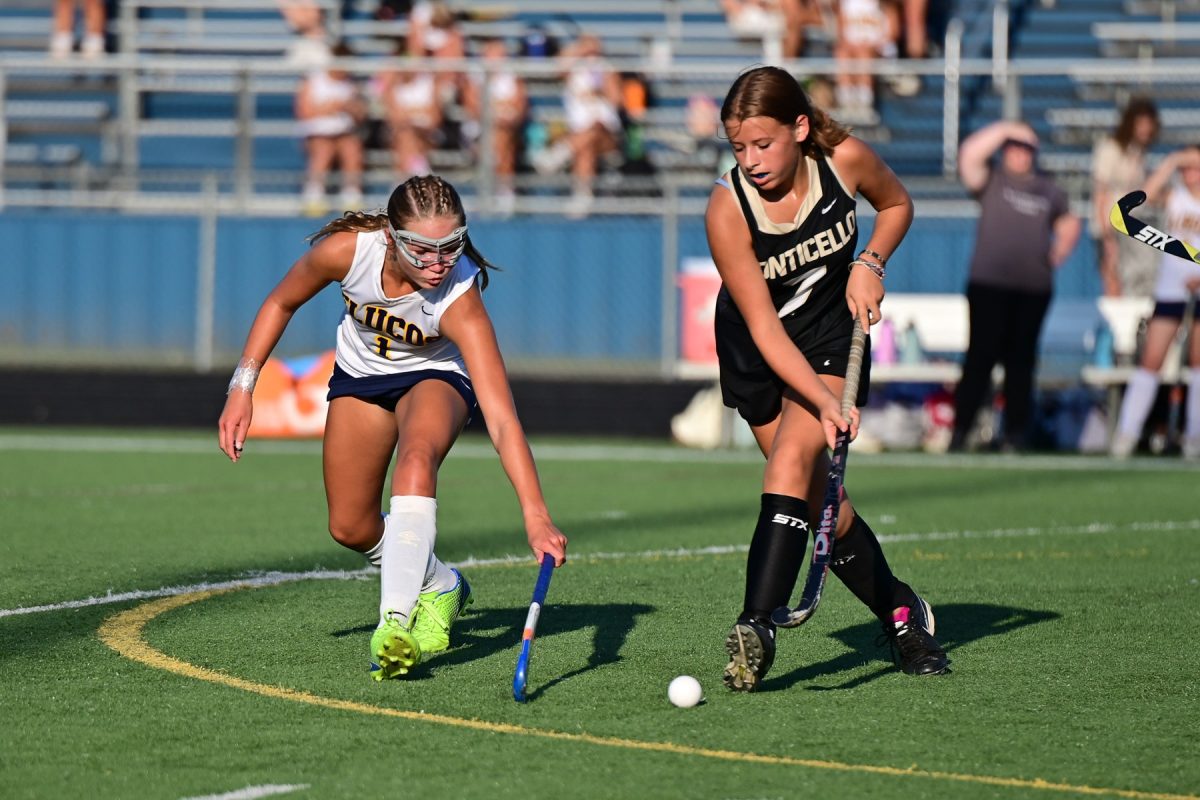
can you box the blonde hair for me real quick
[308,175,496,288]
[720,66,851,160]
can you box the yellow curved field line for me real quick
[99,589,1195,800]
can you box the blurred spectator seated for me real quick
[296,42,366,215]
[833,0,901,113]
[720,0,824,60]
[377,40,441,179]
[279,0,333,67]
[617,71,656,182]
[463,37,528,215]
[559,33,623,218]
[373,0,414,21]
[407,1,467,108]
[49,0,107,59]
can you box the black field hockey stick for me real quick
[1112,190,1200,450]
[512,553,555,703]
[1111,190,1200,265]
[772,317,868,629]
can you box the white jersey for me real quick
[334,230,480,378]
[297,69,358,138]
[1153,185,1200,302]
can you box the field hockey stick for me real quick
[512,553,556,703]
[1111,191,1200,449]
[772,317,868,629]
[1110,191,1200,265]
[1166,290,1197,448]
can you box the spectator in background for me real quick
[833,0,898,112]
[407,1,467,108]
[49,0,106,58]
[374,0,414,20]
[1110,146,1200,459]
[296,42,366,216]
[280,0,333,67]
[560,33,623,217]
[617,71,655,180]
[720,0,823,61]
[380,40,441,179]
[950,120,1081,452]
[463,37,528,214]
[1091,97,1161,297]
[900,0,929,59]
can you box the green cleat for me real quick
[409,569,473,656]
[370,615,422,681]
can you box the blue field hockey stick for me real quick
[513,553,556,702]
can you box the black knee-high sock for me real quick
[830,514,918,622]
[741,493,810,624]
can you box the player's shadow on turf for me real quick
[332,602,653,693]
[762,603,1059,691]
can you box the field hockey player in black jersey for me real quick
[705,66,949,690]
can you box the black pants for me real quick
[953,282,1051,448]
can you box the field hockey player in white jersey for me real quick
[1110,145,1200,460]
[707,66,948,691]
[217,175,568,680]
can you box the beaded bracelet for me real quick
[860,248,887,265]
[850,258,886,281]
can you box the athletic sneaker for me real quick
[1110,433,1137,459]
[723,618,776,692]
[880,595,950,676]
[409,569,472,656]
[369,615,422,681]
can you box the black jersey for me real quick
[718,156,858,341]
[713,156,869,424]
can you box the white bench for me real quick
[671,291,968,448]
[674,290,968,384]
[872,293,966,384]
[1081,295,1195,424]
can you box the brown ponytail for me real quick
[721,66,851,160]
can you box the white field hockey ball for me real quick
[667,675,703,708]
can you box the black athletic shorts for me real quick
[1152,300,1196,321]
[714,291,871,426]
[327,363,477,421]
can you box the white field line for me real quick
[3,518,1197,620]
[180,785,309,800]
[0,479,321,499]
[4,432,1200,471]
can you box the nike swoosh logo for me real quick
[421,303,434,316]
[823,359,831,366]
[820,200,837,214]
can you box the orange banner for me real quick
[247,351,336,439]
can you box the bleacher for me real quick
[3,0,1200,209]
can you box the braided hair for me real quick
[308,175,497,288]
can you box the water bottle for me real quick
[900,322,924,364]
[1092,322,1114,368]
[874,318,897,365]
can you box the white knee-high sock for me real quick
[1116,368,1160,439]
[379,496,437,624]
[364,515,386,567]
[1187,371,1200,439]
[424,555,458,594]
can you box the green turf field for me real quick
[2,429,1198,800]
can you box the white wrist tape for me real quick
[227,359,261,394]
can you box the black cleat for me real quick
[723,618,776,692]
[881,595,950,676]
